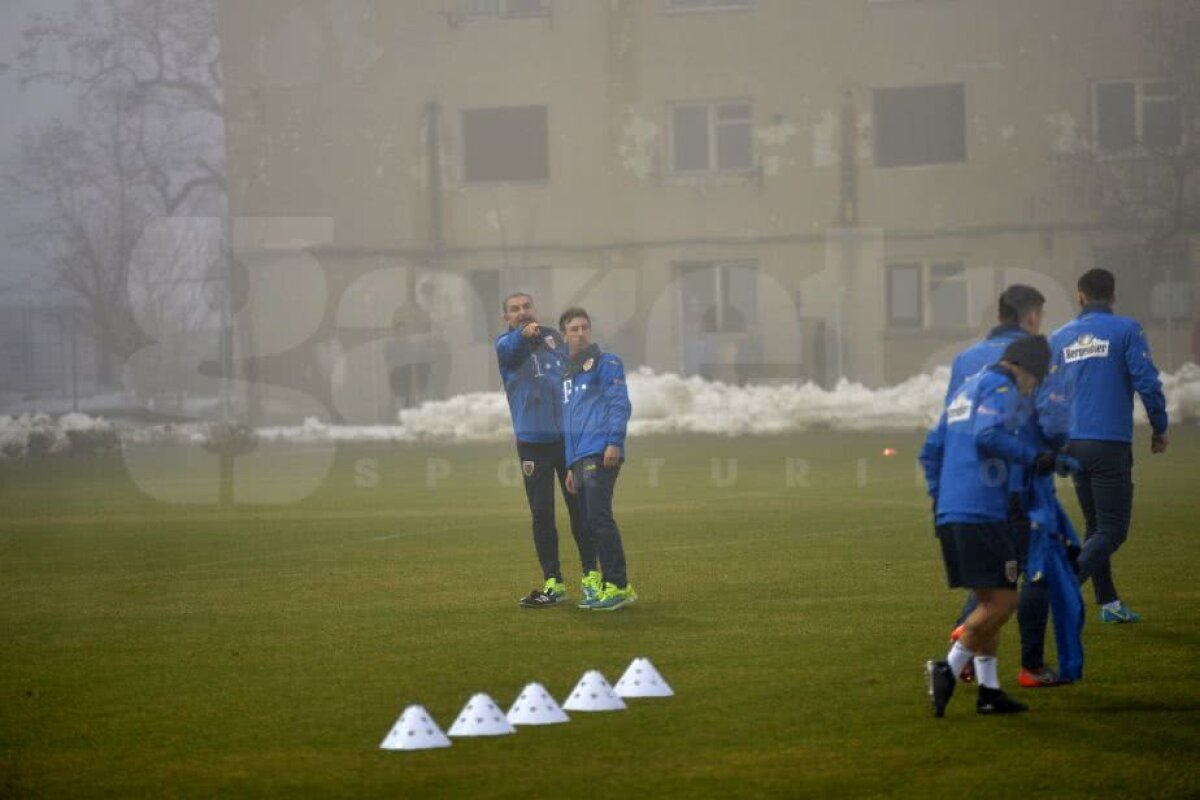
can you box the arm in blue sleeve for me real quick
[1125,323,1168,434]
[974,384,1040,466]
[495,327,532,371]
[918,415,946,499]
[1034,379,1069,450]
[600,356,631,451]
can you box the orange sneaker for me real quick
[1018,666,1070,688]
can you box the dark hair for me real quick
[997,284,1046,323]
[1001,335,1051,382]
[559,306,590,330]
[502,292,532,313]
[1078,268,1115,303]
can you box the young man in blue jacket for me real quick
[920,336,1066,716]
[559,307,636,611]
[1048,268,1169,623]
[495,293,600,608]
[941,285,1079,688]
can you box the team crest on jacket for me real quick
[1005,560,1019,584]
[583,357,595,371]
[522,460,535,477]
[1063,333,1109,363]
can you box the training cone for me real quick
[506,682,570,726]
[447,692,517,737]
[562,670,626,712]
[379,704,452,751]
[614,657,675,698]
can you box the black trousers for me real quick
[1067,439,1134,606]
[517,440,596,581]
[571,456,629,589]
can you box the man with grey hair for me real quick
[495,292,600,608]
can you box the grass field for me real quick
[2,428,1199,798]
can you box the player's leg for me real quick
[517,441,564,606]
[1088,443,1138,620]
[576,459,634,610]
[554,445,599,579]
[1016,579,1067,686]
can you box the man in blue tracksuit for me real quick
[1048,268,1169,623]
[495,293,599,608]
[920,335,1066,716]
[559,306,636,611]
[943,286,1078,688]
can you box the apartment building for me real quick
[216,0,1196,423]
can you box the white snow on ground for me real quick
[2,364,1199,456]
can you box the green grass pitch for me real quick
[2,429,1199,798]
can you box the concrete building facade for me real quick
[216,0,1197,423]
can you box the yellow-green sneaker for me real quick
[579,571,603,608]
[590,582,637,611]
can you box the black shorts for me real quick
[937,522,1023,590]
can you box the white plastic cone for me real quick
[615,657,674,698]
[447,692,517,737]
[562,670,626,712]
[506,682,570,726]
[379,704,452,751]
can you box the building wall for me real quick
[217,0,1198,422]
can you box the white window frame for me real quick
[1091,78,1185,156]
[886,259,970,331]
[669,100,755,175]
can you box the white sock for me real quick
[1102,600,1122,612]
[947,641,974,677]
[974,656,1000,689]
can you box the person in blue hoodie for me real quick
[920,335,1070,717]
[495,293,599,609]
[1047,268,1169,623]
[559,306,636,611]
[942,285,1078,688]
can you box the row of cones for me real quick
[380,657,672,751]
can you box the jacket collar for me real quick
[1079,303,1114,317]
[986,323,1025,340]
[566,343,602,376]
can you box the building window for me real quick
[671,101,754,174]
[1093,79,1183,154]
[461,0,547,19]
[887,260,968,330]
[873,84,966,167]
[666,0,752,11]
[1094,245,1190,322]
[462,106,549,183]
[676,261,759,380]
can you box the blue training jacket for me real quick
[1047,304,1168,443]
[561,344,632,468]
[945,324,1027,403]
[495,323,568,444]
[920,366,1041,525]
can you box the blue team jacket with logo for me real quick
[561,345,632,468]
[920,366,1041,525]
[1047,305,1168,443]
[495,324,568,444]
[944,324,1027,403]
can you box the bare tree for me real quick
[10,0,225,385]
